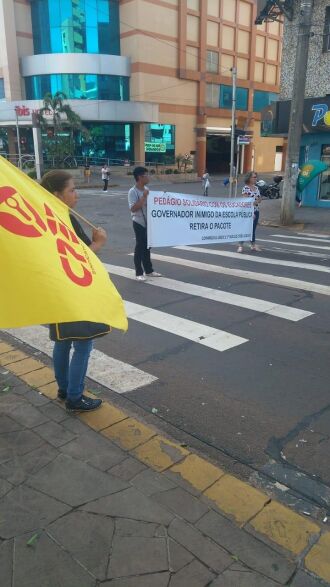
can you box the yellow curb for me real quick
[6,358,44,376]
[79,401,128,431]
[102,417,156,450]
[0,342,14,355]
[20,366,55,387]
[0,350,28,366]
[132,435,190,472]
[169,454,225,493]
[250,501,320,555]
[38,381,58,400]
[305,532,330,583]
[204,474,269,525]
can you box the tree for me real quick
[38,92,87,165]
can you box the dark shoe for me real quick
[57,389,67,401]
[65,395,102,413]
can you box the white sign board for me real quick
[147,192,254,248]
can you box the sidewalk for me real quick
[259,198,330,234]
[1,335,329,587]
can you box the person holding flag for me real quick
[0,157,128,413]
[40,170,109,412]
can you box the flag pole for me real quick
[70,208,99,231]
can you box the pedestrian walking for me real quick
[41,170,107,412]
[202,169,210,196]
[237,171,262,253]
[128,166,162,281]
[101,164,110,192]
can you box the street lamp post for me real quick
[229,66,237,197]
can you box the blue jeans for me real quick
[252,209,259,243]
[53,339,93,402]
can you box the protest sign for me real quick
[147,191,254,248]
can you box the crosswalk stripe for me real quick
[149,253,330,296]
[270,234,330,244]
[297,232,330,239]
[124,301,248,352]
[258,238,330,251]
[105,264,313,322]
[2,326,157,394]
[175,245,330,275]
[261,247,330,261]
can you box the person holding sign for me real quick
[237,171,261,253]
[128,166,162,281]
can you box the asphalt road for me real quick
[12,180,330,519]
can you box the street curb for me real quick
[1,336,330,585]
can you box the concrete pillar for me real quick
[196,113,207,177]
[133,123,145,166]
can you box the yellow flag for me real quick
[0,156,128,331]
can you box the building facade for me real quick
[0,0,284,174]
[262,0,330,207]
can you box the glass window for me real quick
[206,83,220,107]
[0,78,5,100]
[31,0,120,55]
[144,124,176,164]
[77,122,133,162]
[220,85,248,111]
[25,74,129,101]
[319,145,330,200]
[253,90,278,112]
[206,51,219,73]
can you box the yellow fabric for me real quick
[0,156,128,331]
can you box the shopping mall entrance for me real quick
[206,133,231,173]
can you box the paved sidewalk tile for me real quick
[102,574,170,587]
[131,468,177,496]
[109,456,147,481]
[290,570,328,586]
[108,535,168,578]
[20,366,55,387]
[169,559,215,587]
[152,486,209,523]
[210,563,279,586]
[83,486,174,525]
[34,420,76,447]
[196,510,295,584]
[6,358,44,376]
[13,532,96,587]
[60,430,127,471]
[0,443,58,486]
[0,342,14,354]
[0,350,27,366]
[79,402,128,430]
[0,429,44,461]
[168,518,232,574]
[0,485,70,539]
[168,538,194,572]
[27,453,129,507]
[115,518,160,538]
[49,510,114,581]
[0,539,13,587]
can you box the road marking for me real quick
[175,246,330,275]
[261,247,330,260]
[258,238,330,251]
[297,232,330,239]
[124,301,248,352]
[2,326,157,394]
[270,234,330,244]
[106,264,312,322]
[149,254,330,296]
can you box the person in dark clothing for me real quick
[40,170,107,412]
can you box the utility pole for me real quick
[229,66,237,197]
[32,113,44,180]
[280,0,313,225]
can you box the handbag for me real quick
[49,321,110,342]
